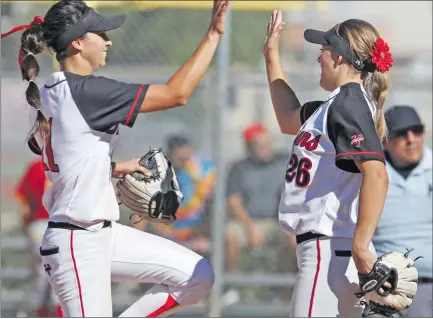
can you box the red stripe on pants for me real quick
[70,231,85,317]
[146,295,179,318]
[308,238,321,317]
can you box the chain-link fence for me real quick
[1,1,432,317]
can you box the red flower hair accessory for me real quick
[370,38,393,73]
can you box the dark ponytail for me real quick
[1,1,89,145]
[20,26,50,138]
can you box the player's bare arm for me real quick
[352,159,389,274]
[139,0,229,113]
[264,10,302,135]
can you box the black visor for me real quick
[304,27,365,71]
[53,7,125,52]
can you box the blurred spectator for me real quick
[223,123,296,304]
[15,157,62,318]
[372,105,432,318]
[133,135,216,256]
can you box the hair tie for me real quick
[18,50,37,69]
[361,57,377,73]
[18,49,26,68]
[1,16,44,40]
[30,16,45,27]
[1,16,45,69]
[36,108,49,122]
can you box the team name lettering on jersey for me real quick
[294,131,321,151]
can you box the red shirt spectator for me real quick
[16,158,50,223]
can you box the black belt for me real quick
[296,232,353,257]
[419,277,433,284]
[296,231,325,244]
[48,220,111,231]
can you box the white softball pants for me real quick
[291,237,374,318]
[40,221,214,317]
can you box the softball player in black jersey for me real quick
[263,10,393,317]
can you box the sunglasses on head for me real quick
[392,126,424,138]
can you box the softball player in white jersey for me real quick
[6,0,230,316]
[264,11,393,317]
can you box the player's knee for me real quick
[194,258,215,292]
[186,258,215,303]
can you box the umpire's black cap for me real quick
[385,105,424,137]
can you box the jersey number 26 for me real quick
[285,153,312,188]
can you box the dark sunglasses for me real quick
[392,126,424,138]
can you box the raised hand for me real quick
[208,0,230,38]
[263,9,286,58]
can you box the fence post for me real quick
[207,5,232,317]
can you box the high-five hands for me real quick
[209,0,230,38]
[263,9,286,58]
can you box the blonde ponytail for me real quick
[363,71,390,142]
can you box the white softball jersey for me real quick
[278,82,385,239]
[28,71,148,226]
[33,73,215,318]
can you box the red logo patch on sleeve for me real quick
[351,134,364,147]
